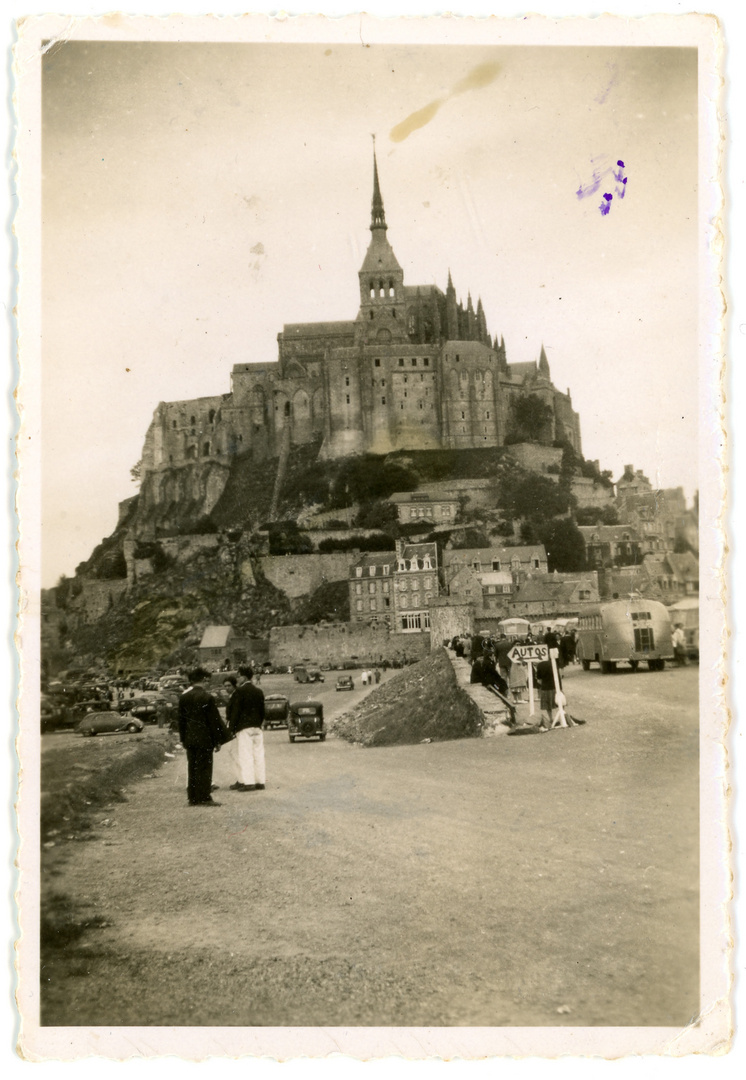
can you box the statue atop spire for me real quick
[371,135,387,232]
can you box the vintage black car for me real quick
[287,700,326,743]
[263,694,290,729]
[77,711,144,737]
[335,675,354,691]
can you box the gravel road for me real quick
[41,664,699,1028]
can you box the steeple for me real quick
[370,137,387,233]
[539,343,551,378]
[445,269,458,340]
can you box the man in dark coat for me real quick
[227,666,266,792]
[178,667,225,807]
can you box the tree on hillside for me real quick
[537,518,587,572]
[512,394,554,442]
[130,458,142,484]
[499,470,571,521]
[330,456,418,507]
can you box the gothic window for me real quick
[190,415,196,425]
[169,454,173,464]
[345,376,350,386]
[424,358,430,366]
[172,420,177,429]
[461,411,465,420]
[369,311,374,320]
[381,379,385,387]
[418,402,423,409]
[284,401,291,416]
[191,428,196,436]
[392,310,397,318]
[346,395,350,404]
[381,397,386,405]
[374,358,381,367]
[404,391,407,398]
[202,443,210,456]
[370,282,376,298]
[388,281,395,297]
[398,358,404,366]
[408,314,416,334]
[404,376,408,384]
[208,409,215,423]
[421,374,424,381]
[486,411,490,419]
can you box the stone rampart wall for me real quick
[269,622,430,666]
[259,553,353,599]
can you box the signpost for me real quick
[507,644,549,716]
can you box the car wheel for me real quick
[319,733,326,742]
[288,733,295,743]
[581,659,591,671]
[629,660,639,672]
[126,723,139,733]
[81,729,94,737]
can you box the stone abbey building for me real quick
[139,153,581,511]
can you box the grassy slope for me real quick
[331,648,483,747]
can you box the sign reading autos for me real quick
[507,644,549,665]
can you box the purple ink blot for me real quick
[623,177,628,184]
[599,202,611,216]
[603,193,613,202]
[617,160,625,167]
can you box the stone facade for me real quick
[135,153,582,520]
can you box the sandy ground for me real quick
[40,663,699,1028]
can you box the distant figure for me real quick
[495,634,513,685]
[178,668,225,807]
[374,668,381,684]
[454,638,465,659]
[672,623,688,667]
[228,666,266,792]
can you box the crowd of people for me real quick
[449,625,579,732]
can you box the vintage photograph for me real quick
[15,12,726,1061]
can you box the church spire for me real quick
[371,136,387,232]
[539,343,550,378]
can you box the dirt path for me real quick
[41,665,699,1028]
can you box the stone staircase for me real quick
[448,654,533,737]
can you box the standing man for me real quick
[228,666,266,793]
[178,667,225,807]
[534,657,561,731]
[672,622,688,666]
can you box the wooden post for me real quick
[527,660,535,716]
[549,647,567,728]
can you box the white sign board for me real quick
[508,643,549,664]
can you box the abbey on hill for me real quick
[138,151,581,514]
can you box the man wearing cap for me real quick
[178,667,225,807]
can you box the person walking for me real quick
[178,667,225,807]
[228,665,266,792]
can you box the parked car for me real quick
[77,712,144,737]
[128,697,159,724]
[307,667,325,683]
[335,675,354,692]
[263,694,290,729]
[287,700,326,743]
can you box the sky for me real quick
[41,40,699,587]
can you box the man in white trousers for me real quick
[227,665,266,792]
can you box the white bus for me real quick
[577,599,674,673]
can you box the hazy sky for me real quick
[42,42,698,587]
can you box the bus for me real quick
[577,599,673,673]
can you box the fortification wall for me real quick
[269,622,430,667]
[68,579,129,624]
[259,553,352,599]
[504,443,563,475]
[428,599,475,646]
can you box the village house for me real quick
[348,551,395,629]
[443,544,548,584]
[388,490,460,525]
[393,540,439,633]
[448,565,514,611]
[578,525,643,568]
[508,572,600,618]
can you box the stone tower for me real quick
[356,145,408,346]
